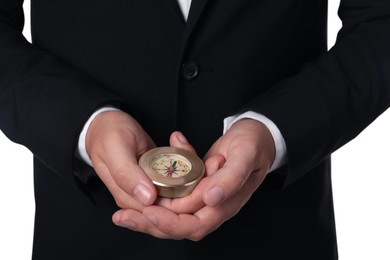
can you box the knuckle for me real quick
[229,167,247,188]
[112,164,130,184]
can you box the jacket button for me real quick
[181,60,199,81]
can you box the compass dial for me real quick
[139,147,205,198]
[151,154,192,178]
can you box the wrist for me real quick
[77,106,120,166]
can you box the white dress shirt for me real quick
[77,0,287,174]
[177,0,192,21]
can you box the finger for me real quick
[204,154,226,176]
[112,209,172,239]
[202,149,258,207]
[155,175,210,214]
[169,131,197,155]
[96,142,157,206]
[142,205,209,240]
[92,159,144,210]
[109,160,157,206]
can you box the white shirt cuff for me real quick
[75,106,120,167]
[223,111,287,174]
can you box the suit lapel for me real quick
[163,0,187,26]
[182,0,209,46]
[161,0,210,41]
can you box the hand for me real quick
[112,119,276,240]
[86,110,157,211]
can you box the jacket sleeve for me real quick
[243,0,390,187]
[0,0,122,188]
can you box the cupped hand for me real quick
[86,110,158,211]
[112,119,276,240]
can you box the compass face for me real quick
[151,154,192,178]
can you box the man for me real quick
[0,0,389,259]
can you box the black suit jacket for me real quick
[1,0,390,259]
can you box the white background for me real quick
[0,0,389,259]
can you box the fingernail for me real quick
[112,212,121,224]
[133,184,152,205]
[112,212,133,228]
[146,214,157,225]
[206,187,224,206]
[177,132,188,144]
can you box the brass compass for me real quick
[139,147,205,198]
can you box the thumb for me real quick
[169,131,198,155]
